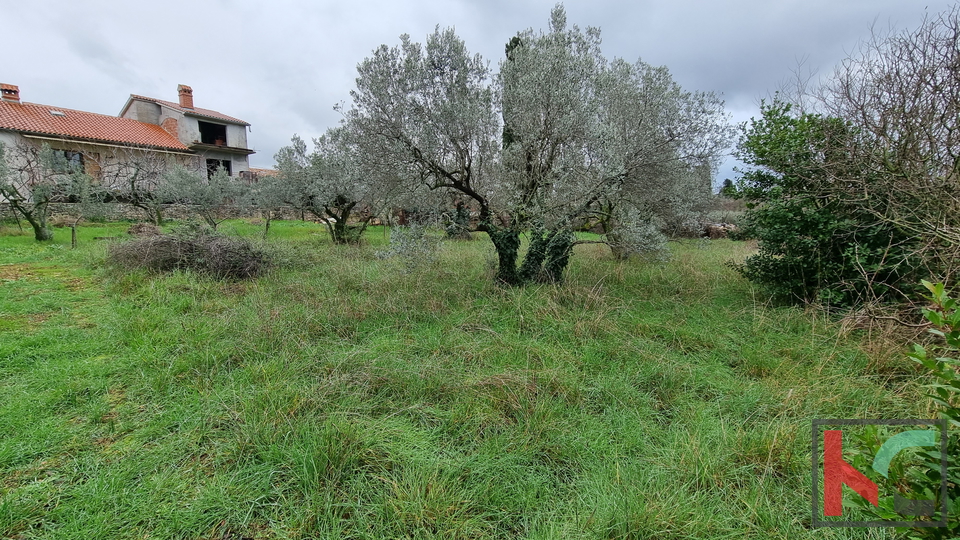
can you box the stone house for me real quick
[119,85,254,177]
[0,83,254,191]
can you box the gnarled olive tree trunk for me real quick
[487,224,576,286]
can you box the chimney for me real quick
[1,83,20,103]
[177,84,193,109]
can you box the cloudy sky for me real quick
[1,0,954,182]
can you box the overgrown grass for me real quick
[0,220,929,538]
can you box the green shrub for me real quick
[733,100,928,306]
[443,201,472,240]
[604,220,669,262]
[898,282,960,538]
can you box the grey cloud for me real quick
[1,0,956,170]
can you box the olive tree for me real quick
[594,58,730,232]
[99,147,178,225]
[272,124,399,244]
[347,26,500,214]
[497,7,729,278]
[159,165,249,231]
[346,6,731,284]
[247,170,287,238]
[0,141,97,241]
[491,8,604,283]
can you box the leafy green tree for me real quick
[733,100,926,305]
[719,179,736,197]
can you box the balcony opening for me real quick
[198,121,227,146]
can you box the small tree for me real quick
[247,170,286,238]
[99,147,176,225]
[159,165,249,230]
[0,141,96,241]
[63,167,109,248]
[274,126,397,244]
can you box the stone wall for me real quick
[0,203,308,223]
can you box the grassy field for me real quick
[0,219,930,539]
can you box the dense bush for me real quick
[733,101,928,306]
[735,5,960,307]
[108,225,273,279]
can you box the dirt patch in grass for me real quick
[1,457,64,491]
[0,263,90,291]
[0,263,39,281]
[62,277,88,291]
[0,312,53,332]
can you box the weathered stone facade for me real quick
[0,203,305,224]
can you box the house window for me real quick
[64,151,83,168]
[198,121,228,146]
[51,150,84,173]
[206,159,232,178]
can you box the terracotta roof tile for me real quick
[129,95,249,126]
[0,100,190,151]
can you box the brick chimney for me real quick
[177,84,193,109]
[1,84,20,103]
